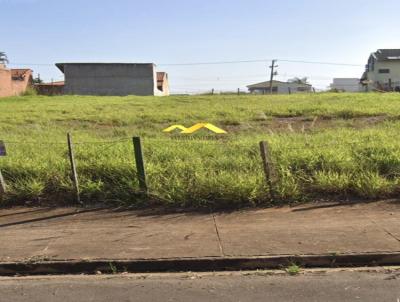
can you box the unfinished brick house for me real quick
[157,72,170,96]
[0,64,33,97]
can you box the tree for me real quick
[288,77,309,85]
[0,52,9,65]
[32,74,43,85]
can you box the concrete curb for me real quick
[1,253,400,276]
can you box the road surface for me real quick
[0,268,399,301]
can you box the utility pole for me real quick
[269,60,278,94]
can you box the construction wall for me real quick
[11,71,33,95]
[63,63,158,96]
[0,68,12,97]
[156,73,170,96]
[0,67,32,97]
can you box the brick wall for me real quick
[0,67,32,97]
[0,68,12,97]
[12,70,33,95]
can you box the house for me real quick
[35,81,65,96]
[330,78,363,92]
[247,80,312,94]
[0,64,33,97]
[55,63,169,96]
[361,49,400,92]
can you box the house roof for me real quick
[55,63,156,73]
[247,80,311,89]
[372,49,400,61]
[35,81,65,87]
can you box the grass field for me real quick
[1,93,400,208]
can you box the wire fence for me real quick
[1,135,400,204]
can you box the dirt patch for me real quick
[225,115,389,133]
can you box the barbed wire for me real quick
[3,136,400,152]
[2,137,132,145]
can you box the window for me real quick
[379,69,390,74]
[368,57,375,72]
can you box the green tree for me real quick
[32,74,43,84]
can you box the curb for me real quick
[1,253,400,276]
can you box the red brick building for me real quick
[0,64,33,97]
[35,81,64,95]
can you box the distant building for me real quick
[0,64,33,97]
[361,49,400,92]
[55,63,169,96]
[247,80,312,94]
[35,81,65,96]
[330,78,363,92]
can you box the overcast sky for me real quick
[1,0,400,92]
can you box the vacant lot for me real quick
[1,93,400,207]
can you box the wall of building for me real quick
[0,68,12,97]
[367,61,400,91]
[35,83,64,96]
[331,78,363,92]
[156,74,170,96]
[249,84,312,94]
[277,83,312,94]
[63,64,158,96]
[0,68,32,97]
[11,71,33,95]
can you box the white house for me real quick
[361,49,400,92]
[330,78,363,92]
[247,80,312,94]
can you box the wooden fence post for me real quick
[0,169,6,198]
[0,140,7,198]
[132,137,148,193]
[259,141,276,200]
[67,133,81,204]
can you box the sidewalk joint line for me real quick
[367,216,400,244]
[383,228,400,243]
[212,214,225,257]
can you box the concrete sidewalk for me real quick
[0,200,400,265]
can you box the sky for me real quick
[1,0,400,93]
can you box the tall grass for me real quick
[1,93,400,207]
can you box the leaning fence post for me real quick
[0,169,6,198]
[259,141,276,200]
[132,137,148,193]
[67,133,81,204]
[0,140,6,198]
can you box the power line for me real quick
[278,59,363,67]
[7,58,365,67]
[160,59,364,67]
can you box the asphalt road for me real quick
[0,269,399,302]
